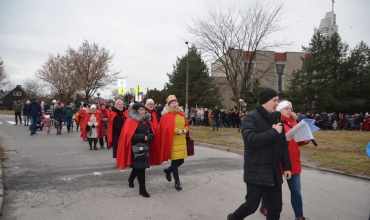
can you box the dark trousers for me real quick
[168,159,184,181]
[15,112,21,124]
[232,181,282,220]
[99,136,107,147]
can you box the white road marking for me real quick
[7,121,16,124]
[93,172,101,176]
[0,122,2,124]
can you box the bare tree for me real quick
[0,57,9,88]
[68,40,120,102]
[36,54,79,103]
[186,2,289,105]
[22,77,48,98]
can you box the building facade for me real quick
[211,50,306,110]
[0,85,30,110]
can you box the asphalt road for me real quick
[0,114,369,220]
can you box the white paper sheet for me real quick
[285,120,314,142]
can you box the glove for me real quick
[147,132,155,143]
[92,125,95,128]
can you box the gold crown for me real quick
[166,95,177,104]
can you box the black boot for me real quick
[89,142,92,150]
[174,180,182,191]
[94,140,98,150]
[164,168,172,182]
[137,169,150,198]
[128,169,136,188]
[67,127,70,134]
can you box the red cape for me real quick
[80,112,104,139]
[116,117,158,170]
[155,111,189,164]
[107,110,126,148]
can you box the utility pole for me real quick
[185,41,189,118]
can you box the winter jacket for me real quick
[53,107,65,121]
[22,104,29,116]
[13,102,23,113]
[27,102,42,117]
[281,115,308,175]
[241,104,291,186]
[64,107,74,118]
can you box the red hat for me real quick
[99,102,106,107]
[57,101,62,105]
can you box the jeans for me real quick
[29,116,37,134]
[287,174,303,218]
[15,112,21,124]
[23,115,29,125]
[66,117,72,129]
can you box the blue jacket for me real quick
[27,102,42,117]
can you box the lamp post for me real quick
[239,99,244,112]
[97,92,101,103]
[185,41,189,118]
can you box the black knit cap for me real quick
[132,103,145,111]
[258,88,278,105]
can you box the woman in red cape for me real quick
[116,103,157,197]
[107,100,127,158]
[155,95,189,191]
[80,104,104,150]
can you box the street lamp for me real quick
[185,41,190,118]
[239,99,244,112]
[97,92,101,103]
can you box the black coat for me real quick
[240,104,291,186]
[112,107,126,158]
[131,120,152,170]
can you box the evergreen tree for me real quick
[165,46,223,109]
[284,33,370,113]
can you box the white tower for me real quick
[314,0,338,37]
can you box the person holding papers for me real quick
[261,100,310,220]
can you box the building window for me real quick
[244,63,254,91]
[276,64,285,91]
[13,91,22,96]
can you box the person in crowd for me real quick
[53,101,65,135]
[43,102,50,113]
[358,112,365,131]
[190,107,196,126]
[98,103,109,148]
[234,109,241,128]
[220,109,227,127]
[196,107,203,126]
[332,120,338,130]
[13,99,23,125]
[363,113,370,131]
[145,99,159,125]
[321,111,328,130]
[22,100,30,126]
[259,100,309,220]
[64,102,74,133]
[338,113,345,130]
[43,114,52,134]
[49,100,56,122]
[116,103,156,198]
[156,95,189,191]
[27,97,42,135]
[78,103,89,134]
[227,88,291,220]
[107,99,127,158]
[238,106,248,132]
[81,104,104,150]
[211,106,221,131]
[203,108,209,126]
[208,108,213,127]
[155,103,163,122]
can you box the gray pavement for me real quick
[0,116,369,220]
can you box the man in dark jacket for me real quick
[27,97,42,135]
[13,99,23,125]
[228,88,291,220]
[211,106,221,131]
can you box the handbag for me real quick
[186,136,194,156]
[132,142,150,159]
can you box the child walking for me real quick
[43,115,52,134]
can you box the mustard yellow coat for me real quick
[171,113,189,160]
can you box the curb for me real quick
[195,141,370,181]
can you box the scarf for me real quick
[256,104,275,125]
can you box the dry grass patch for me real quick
[190,126,370,177]
[0,110,14,115]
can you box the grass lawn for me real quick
[0,110,14,115]
[189,126,370,177]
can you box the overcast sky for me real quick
[0,0,369,99]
